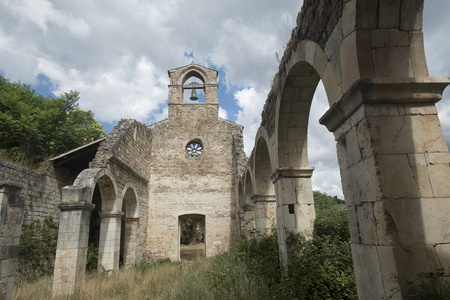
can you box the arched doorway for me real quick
[179,214,205,261]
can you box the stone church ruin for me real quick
[1,0,450,299]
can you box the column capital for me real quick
[99,210,124,218]
[270,167,314,183]
[58,201,95,211]
[319,77,450,132]
[251,194,276,203]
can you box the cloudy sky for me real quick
[1,0,449,199]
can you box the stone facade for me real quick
[49,63,246,296]
[147,64,243,260]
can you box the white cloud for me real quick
[0,0,449,200]
[234,87,268,156]
[218,107,228,120]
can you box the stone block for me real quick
[325,19,343,59]
[409,31,429,77]
[353,30,373,80]
[322,63,341,105]
[371,29,389,48]
[351,244,385,300]
[356,203,378,245]
[340,32,360,92]
[342,0,356,38]
[342,156,382,205]
[313,46,328,78]
[372,47,414,78]
[378,0,400,29]
[378,154,420,199]
[400,0,423,31]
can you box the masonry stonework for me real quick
[1,1,449,299]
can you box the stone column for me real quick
[98,211,123,272]
[270,168,315,264]
[122,217,139,267]
[52,201,94,297]
[0,182,24,300]
[251,194,276,235]
[320,78,450,299]
[242,205,255,238]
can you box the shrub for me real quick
[17,217,58,282]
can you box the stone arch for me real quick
[71,168,119,210]
[253,134,276,234]
[179,67,208,85]
[257,1,450,298]
[120,183,139,267]
[53,168,122,296]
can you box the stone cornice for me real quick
[242,204,255,211]
[251,194,276,203]
[99,210,124,218]
[319,77,450,132]
[270,167,314,183]
[58,201,95,211]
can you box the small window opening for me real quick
[288,204,295,214]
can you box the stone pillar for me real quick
[0,182,24,300]
[52,201,94,297]
[251,194,276,235]
[98,211,123,272]
[320,78,450,299]
[238,210,245,237]
[242,205,255,238]
[122,217,139,267]
[271,168,315,264]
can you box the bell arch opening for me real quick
[182,72,205,103]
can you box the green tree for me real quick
[0,75,106,165]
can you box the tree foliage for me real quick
[0,75,106,165]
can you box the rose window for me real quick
[186,141,203,158]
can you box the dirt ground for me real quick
[180,243,205,261]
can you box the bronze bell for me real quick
[190,89,198,101]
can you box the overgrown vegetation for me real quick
[17,217,59,282]
[14,191,357,299]
[0,75,106,166]
[385,268,450,299]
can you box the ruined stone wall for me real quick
[90,119,152,262]
[147,103,243,260]
[0,161,61,225]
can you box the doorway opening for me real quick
[179,214,205,261]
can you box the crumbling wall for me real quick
[0,161,61,225]
[90,119,152,262]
